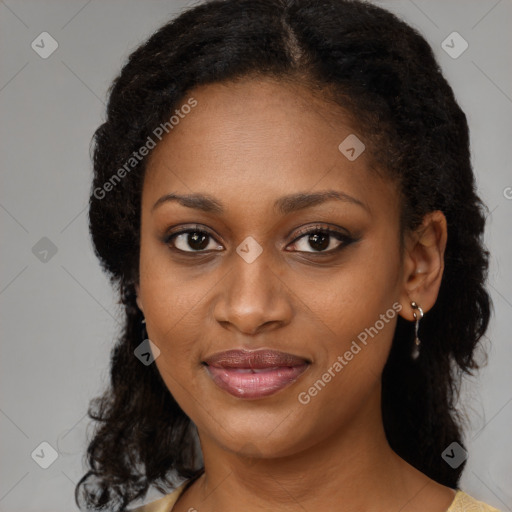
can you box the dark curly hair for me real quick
[76,0,492,510]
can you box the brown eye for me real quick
[165,229,223,253]
[288,226,355,253]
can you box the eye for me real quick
[165,226,223,253]
[164,224,356,255]
[287,225,355,254]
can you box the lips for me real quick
[203,349,310,399]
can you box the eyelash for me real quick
[163,224,356,256]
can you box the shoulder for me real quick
[128,481,189,512]
[447,490,502,512]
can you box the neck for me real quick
[188,388,437,511]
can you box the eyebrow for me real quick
[151,190,369,215]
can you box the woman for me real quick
[76,0,501,510]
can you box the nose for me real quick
[213,248,293,336]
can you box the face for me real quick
[137,78,407,460]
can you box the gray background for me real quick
[0,0,511,510]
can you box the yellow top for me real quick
[130,482,502,512]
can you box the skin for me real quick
[136,78,453,511]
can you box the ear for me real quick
[135,282,144,313]
[398,210,447,321]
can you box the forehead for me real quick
[143,78,399,221]
[149,78,359,164]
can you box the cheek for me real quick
[290,254,401,440]
[138,238,208,372]
[293,240,403,418]
[139,228,204,322]
[298,238,401,345]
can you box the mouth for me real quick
[202,349,310,399]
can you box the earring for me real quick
[410,301,423,360]
[141,317,148,342]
